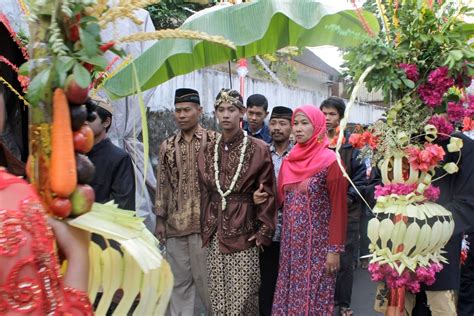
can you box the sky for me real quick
[306,0,362,72]
[309,46,344,72]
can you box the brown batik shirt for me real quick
[155,126,216,237]
[198,129,277,253]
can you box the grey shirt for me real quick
[270,142,293,242]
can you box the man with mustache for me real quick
[258,106,294,316]
[155,88,213,315]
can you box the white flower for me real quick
[443,162,459,174]
[447,137,463,153]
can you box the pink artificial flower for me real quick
[424,143,445,162]
[424,185,440,201]
[468,94,474,108]
[374,183,417,198]
[418,67,455,107]
[406,144,445,172]
[399,63,419,82]
[427,115,454,140]
[418,84,444,107]
[428,66,454,88]
[447,101,466,123]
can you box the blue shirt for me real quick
[243,121,272,144]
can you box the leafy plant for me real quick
[343,0,474,162]
[146,2,208,30]
[250,47,302,84]
[343,1,474,104]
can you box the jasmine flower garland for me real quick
[214,131,248,210]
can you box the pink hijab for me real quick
[278,105,336,200]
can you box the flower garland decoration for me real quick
[214,131,248,210]
[341,1,473,309]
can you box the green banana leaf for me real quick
[104,0,379,98]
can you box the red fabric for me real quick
[326,162,348,246]
[278,105,336,200]
[0,169,93,315]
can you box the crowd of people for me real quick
[2,71,474,315]
[156,87,367,315]
[155,87,474,316]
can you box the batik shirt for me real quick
[155,126,216,237]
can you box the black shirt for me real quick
[87,138,135,211]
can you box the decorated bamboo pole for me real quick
[27,2,55,207]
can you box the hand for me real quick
[47,217,90,261]
[155,218,167,244]
[253,183,269,205]
[248,234,262,247]
[325,252,340,275]
[47,217,90,291]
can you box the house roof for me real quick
[293,48,341,79]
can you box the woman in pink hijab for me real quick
[272,105,348,315]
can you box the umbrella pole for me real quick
[228,61,232,89]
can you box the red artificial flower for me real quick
[463,117,474,132]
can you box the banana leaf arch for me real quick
[104,0,380,99]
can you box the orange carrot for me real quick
[50,88,77,197]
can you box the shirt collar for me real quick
[270,141,293,156]
[176,125,203,142]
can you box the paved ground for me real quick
[350,267,380,315]
[193,266,381,315]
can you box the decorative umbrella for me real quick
[103,0,379,98]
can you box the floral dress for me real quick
[0,169,93,315]
[272,162,347,315]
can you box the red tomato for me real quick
[73,125,94,153]
[50,197,72,218]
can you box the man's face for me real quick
[87,111,106,137]
[246,106,268,131]
[216,102,244,132]
[269,118,292,143]
[321,106,341,131]
[174,102,202,132]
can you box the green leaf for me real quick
[85,23,101,38]
[103,1,380,98]
[73,63,91,88]
[79,16,99,24]
[449,50,463,61]
[446,94,460,103]
[57,56,76,72]
[26,68,51,106]
[18,60,32,76]
[402,78,415,89]
[80,29,99,57]
[79,55,108,69]
[434,103,447,115]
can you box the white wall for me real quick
[149,68,385,124]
